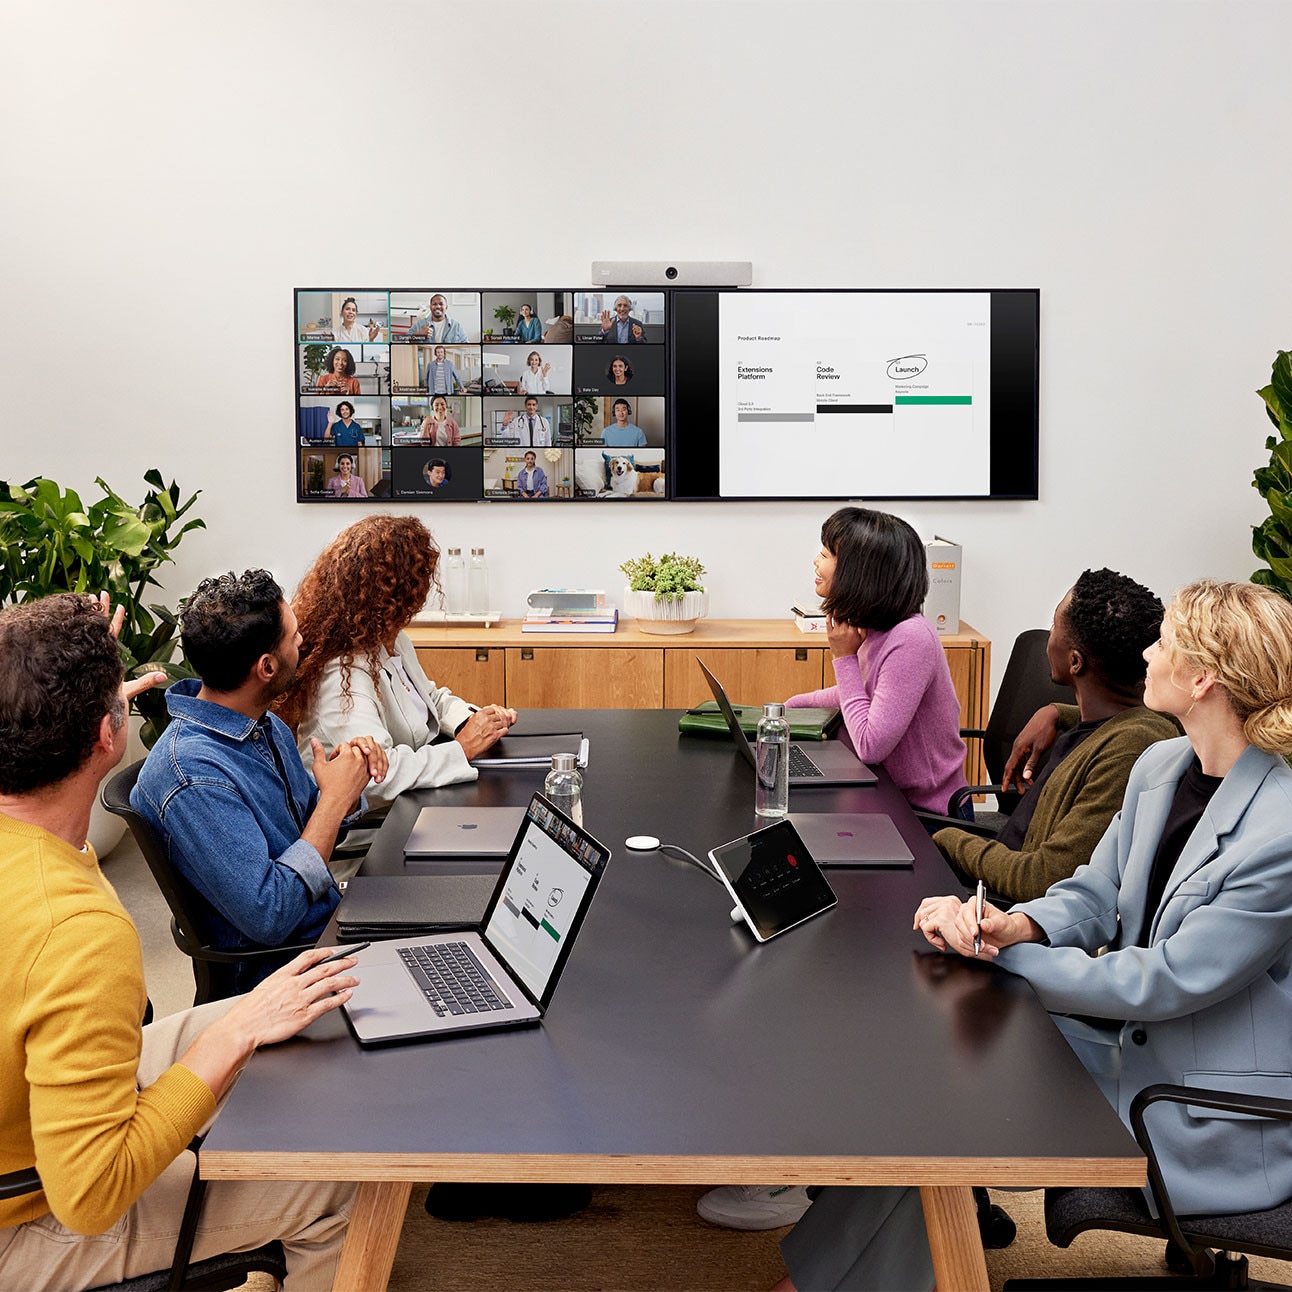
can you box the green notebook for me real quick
[678,702,840,742]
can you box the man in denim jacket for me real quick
[132,570,386,988]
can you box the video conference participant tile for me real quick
[574,344,664,397]
[391,446,484,501]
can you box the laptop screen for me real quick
[482,798,608,1002]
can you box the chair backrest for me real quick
[100,761,214,957]
[980,629,1077,787]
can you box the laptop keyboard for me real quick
[398,941,512,1017]
[787,745,824,778]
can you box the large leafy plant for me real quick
[0,470,205,745]
[1252,351,1292,602]
[619,551,706,602]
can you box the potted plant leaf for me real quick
[0,470,205,745]
[619,551,709,635]
[493,304,517,338]
[1252,349,1292,602]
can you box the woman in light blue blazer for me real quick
[779,580,1292,1292]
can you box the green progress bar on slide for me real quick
[894,395,972,405]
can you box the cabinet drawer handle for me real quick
[795,647,808,662]
[521,648,534,661]
[475,648,490,662]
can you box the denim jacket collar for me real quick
[165,677,263,743]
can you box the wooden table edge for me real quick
[201,1150,1145,1187]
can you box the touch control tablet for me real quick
[708,818,837,943]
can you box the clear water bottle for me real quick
[755,702,790,818]
[444,547,466,615]
[467,547,489,616]
[544,752,583,826]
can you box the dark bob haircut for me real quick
[324,346,356,378]
[819,507,928,632]
[1064,568,1164,691]
[181,570,286,692]
[0,594,125,794]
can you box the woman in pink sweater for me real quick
[786,507,967,815]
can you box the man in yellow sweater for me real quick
[0,594,363,1289]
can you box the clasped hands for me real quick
[912,893,1041,959]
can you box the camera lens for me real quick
[665,266,678,280]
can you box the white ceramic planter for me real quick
[623,588,710,635]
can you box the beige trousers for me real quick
[0,999,356,1291]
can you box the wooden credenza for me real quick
[406,619,991,782]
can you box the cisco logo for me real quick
[886,354,928,380]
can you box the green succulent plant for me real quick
[1252,350,1292,603]
[0,470,205,745]
[619,551,706,603]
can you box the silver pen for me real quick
[973,880,985,956]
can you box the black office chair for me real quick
[0,1138,286,1291]
[917,628,1076,835]
[101,761,312,1006]
[1004,1083,1292,1290]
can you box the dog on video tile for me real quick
[599,456,638,498]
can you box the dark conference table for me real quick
[201,710,1144,1292]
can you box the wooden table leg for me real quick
[333,1180,414,1292]
[920,1184,989,1292]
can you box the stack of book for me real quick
[523,588,617,633]
[790,599,827,634]
[522,608,618,634]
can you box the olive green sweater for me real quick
[934,704,1180,902]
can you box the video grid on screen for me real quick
[297,288,668,503]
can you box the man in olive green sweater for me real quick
[936,569,1178,902]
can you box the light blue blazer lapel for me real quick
[1146,744,1275,945]
[1120,741,1196,946]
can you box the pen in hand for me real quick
[973,880,985,956]
[317,942,370,966]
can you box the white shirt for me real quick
[335,321,383,343]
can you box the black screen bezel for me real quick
[669,286,1040,502]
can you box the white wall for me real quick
[6,0,1289,699]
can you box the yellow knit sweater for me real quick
[0,814,214,1235]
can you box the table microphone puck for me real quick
[625,835,660,851]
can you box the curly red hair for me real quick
[276,515,439,729]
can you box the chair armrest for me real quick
[948,784,1003,815]
[0,1167,41,1201]
[1127,1083,1292,1279]
[913,810,998,839]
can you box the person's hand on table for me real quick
[914,894,1042,959]
[232,945,360,1045]
[912,895,968,953]
[1001,704,1062,793]
[825,613,866,659]
[454,704,518,759]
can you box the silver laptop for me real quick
[786,812,913,868]
[343,794,610,1046]
[697,660,877,786]
[404,806,526,858]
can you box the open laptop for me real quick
[404,806,526,858]
[786,812,913,868]
[343,793,610,1046]
[696,660,877,786]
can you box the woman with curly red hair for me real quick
[279,516,516,807]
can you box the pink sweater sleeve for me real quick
[828,640,941,765]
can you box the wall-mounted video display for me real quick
[296,288,668,503]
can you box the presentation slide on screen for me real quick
[484,823,593,998]
[717,292,992,497]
